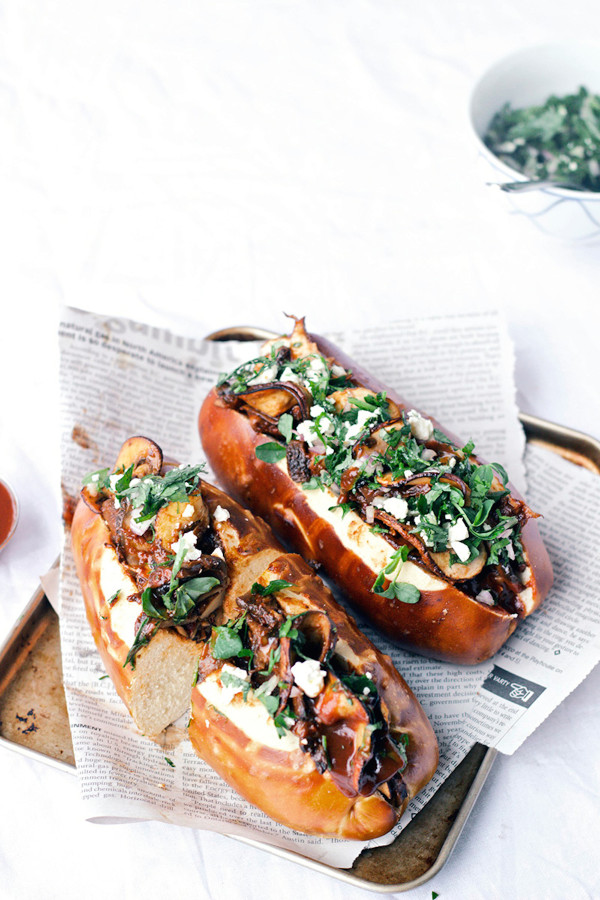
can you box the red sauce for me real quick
[0,480,17,547]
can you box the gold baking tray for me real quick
[1,326,599,892]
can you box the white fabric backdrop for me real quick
[1,1,599,897]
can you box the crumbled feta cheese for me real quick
[407,409,434,442]
[91,473,100,483]
[366,672,373,680]
[128,507,156,536]
[291,659,326,698]
[447,519,469,543]
[305,356,328,380]
[421,448,437,462]
[506,542,515,561]
[211,547,225,560]
[171,530,202,562]
[448,457,456,469]
[280,366,302,385]
[344,409,376,444]
[109,473,121,492]
[404,469,413,479]
[182,504,194,518]
[476,590,495,606]
[447,519,470,561]
[310,404,325,417]
[296,420,319,447]
[521,567,532,586]
[248,364,278,386]
[213,505,230,523]
[374,496,409,521]
[451,541,470,563]
[114,497,121,510]
[331,364,346,378]
[362,687,370,695]
[318,415,334,437]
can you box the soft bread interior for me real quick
[128,630,199,737]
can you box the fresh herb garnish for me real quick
[164,757,175,768]
[123,615,157,669]
[372,547,421,603]
[278,413,294,444]
[251,579,294,597]
[212,615,247,660]
[255,442,287,463]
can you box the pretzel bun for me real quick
[199,321,553,665]
[71,437,438,838]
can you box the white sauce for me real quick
[275,460,446,592]
[99,547,141,647]
[198,673,300,752]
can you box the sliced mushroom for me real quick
[294,611,336,662]
[430,546,488,580]
[114,436,163,478]
[330,388,401,419]
[235,381,312,422]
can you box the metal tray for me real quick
[1,326,599,891]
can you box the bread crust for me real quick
[198,329,553,665]
[72,455,438,838]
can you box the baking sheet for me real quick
[2,413,598,891]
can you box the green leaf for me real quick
[258,693,279,717]
[278,413,294,444]
[491,462,509,486]
[141,587,166,620]
[164,757,175,768]
[178,576,220,602]
[107,590,121,606]
[340,673,378,697]
[251,579,294,597]
[123,615,156,669]
[279,617,299,640]
[433,428,454,446]
[255,442,287,463]
[374,580,421,603]
[212,626,244,660]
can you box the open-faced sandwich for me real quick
[199,318,553,664]
[71,436,438,839]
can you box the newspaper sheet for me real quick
[58,306,600,868]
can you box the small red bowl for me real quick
[0,478,19,553]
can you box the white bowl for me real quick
[469,42,600,241]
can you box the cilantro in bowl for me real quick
[484,86,600,191]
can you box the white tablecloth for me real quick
[1,2,599,897]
